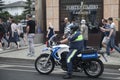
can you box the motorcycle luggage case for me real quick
[81,49,98,60]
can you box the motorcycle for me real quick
[35,34,106,78]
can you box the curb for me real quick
[0,43,43,54]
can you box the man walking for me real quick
[80,19,88,49]
[26,14,36,57]
[100,17,120,55]
[63,17,70,38]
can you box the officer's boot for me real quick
[63,73,72,79]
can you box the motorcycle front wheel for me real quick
[83,59,104,78]
[35,54,55,75]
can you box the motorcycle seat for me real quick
[81,49,97,54]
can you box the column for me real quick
[104,0,120,31]
[46,0,59,31]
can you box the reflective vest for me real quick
[74,31,83,41]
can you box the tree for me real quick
[24,0,32,15]
[13,13,26,23]
[0,0,4,12]
[0,11,11,21]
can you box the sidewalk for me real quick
[0,44,120,69]
[100,50,120,69]
[0,43,44,60]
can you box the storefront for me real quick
[59,0,103,47]
[59,0,103,33]
[36,0,120,46]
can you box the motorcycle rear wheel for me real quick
[83,59,104,78]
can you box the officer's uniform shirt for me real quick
[67,31,84,50]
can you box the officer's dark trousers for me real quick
[66,49,79,75]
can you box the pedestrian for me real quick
[63,17,70,38]
[64,19,77,38]
[0,18,6,51]
[100,17,120,55]
[46,22,55,40]
[7,19,20,49]
[0,18,8,48]
[99,21,104,50]
[17,21,27,46]
[100,19,113,51]
[26,14,36,57]
[7,16,13,48]
[100,19,111,48]
[80,19,88,49]
[58,25,84,79]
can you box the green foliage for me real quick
[13,13,26,23]
[24,0,32,15]
[0,11,11,21]
[0,11,26,23]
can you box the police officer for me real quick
[58,25,84,79]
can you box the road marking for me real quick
[0,64,120,76]
[11,65,35,68]
[116,77,120,79]
[102,77,120,80]
[0,67,37,73]
[104,72,120,76]
[0,65,14,68]
[0,68,120,80]
[0,63,120,79]
[0,62,33,66]
[0,64,34,68]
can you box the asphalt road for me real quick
[0,58,120,80]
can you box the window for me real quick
[60,0,103,33]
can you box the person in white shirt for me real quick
[80,19,88,49]
[17,22,27,46]
[7,19,20,49]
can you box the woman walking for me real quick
[7,19,20,49]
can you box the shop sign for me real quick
[66,5,98,14]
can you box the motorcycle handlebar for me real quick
[48,34,57,47]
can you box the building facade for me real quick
[3,0,26,16]
[36,0,120,46]
[3,0,26,4]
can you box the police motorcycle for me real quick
[35,34,106,78]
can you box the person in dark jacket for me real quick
[58,25,84,79]
[0,18,6,51]
[46,22,55,40]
